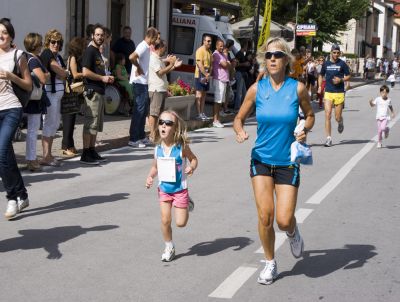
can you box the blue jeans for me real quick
[234,72,247,110]
[0,107,28,201]
[129,83,149,142]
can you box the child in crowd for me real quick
[113,53,134,104]
[369,85,395,148]
[145,110,198,262]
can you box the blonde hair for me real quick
[256,37,294,75]
[153,110,190,148]
[44,29,63,51]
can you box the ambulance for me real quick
[170,11,240,85]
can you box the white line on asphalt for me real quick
[295,208,314,223]
[255,232,286,254]
[306,115,399,204]
[208,266,258,299]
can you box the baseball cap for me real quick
[331,44,340,52]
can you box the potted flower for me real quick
[165,79,196,120]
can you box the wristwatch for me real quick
[303,127,310,134]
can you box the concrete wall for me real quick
[0,0,67,54]
[130,0,145,44]
[88,0,108,26]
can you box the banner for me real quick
[257,0,273,49]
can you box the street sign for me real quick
[296,24,317,37]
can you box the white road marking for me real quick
[255,232,286,254]
[295,208,314,223]
[208,266,258,299]
[306,114,399,204]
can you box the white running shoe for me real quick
[128,140,146,148]
[324,137,332,147]
[377,142,382,148]
[4,200,18,220]
[17,197,29,212]
[213,121,225,128]
[161,246,175,262]
[287,225,304,258]
[257,259,278,285]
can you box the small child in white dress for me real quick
[369,85,395,148]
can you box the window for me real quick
[170,26,195,55]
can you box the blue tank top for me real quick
[155,144,187,193]
[251,76,299,165]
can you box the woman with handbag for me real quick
[39,29,68,166]
[0,18,32,219]
[61,37,86,157]
[23,33,51,172]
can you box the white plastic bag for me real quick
[291,141,313,165]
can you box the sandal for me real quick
[40,159,60,167]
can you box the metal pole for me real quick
[254,0,261,50]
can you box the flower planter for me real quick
[165,95,196,120]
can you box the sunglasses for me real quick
[265,51,286,59]
[158,119,174,126]
[50,40,61,45]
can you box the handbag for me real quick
[65,56,84,94]
[12,50,32,107]
[60,81,84,114]
[27,56,43,101]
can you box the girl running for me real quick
[146,110,198,262]
[369,85,395,148]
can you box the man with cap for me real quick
[318,44,351,147]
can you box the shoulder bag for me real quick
[60,80,84,115]
[27,56,43,101]
[12,50,32,107]
[65,56,84,94]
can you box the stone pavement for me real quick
[12,76,379,169]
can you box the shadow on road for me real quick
[0,225,119,259]
[13,193,130,220]
[279,244,377,279]
[175,236,254,260]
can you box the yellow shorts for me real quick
[324,92,345,106]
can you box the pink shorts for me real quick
[158,188,189,208]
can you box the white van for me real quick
[170,11,240,86]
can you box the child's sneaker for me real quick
[161,246,175,262]
[384,127,390,138]
[257,259,278,285]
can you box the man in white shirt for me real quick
[128,27,158,147]
[148,40,181,139]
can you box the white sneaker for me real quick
[141,137,152,145]
[128,140,146,148]
[213,121,224,128]
[287,225,304,258]
[257,259,278,285]
[4,200,18,219]
[324,136,332,147]
[377,142,382,148]
[161,246,175,262]
[17,197,29,212]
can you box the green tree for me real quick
[224,0,370,44]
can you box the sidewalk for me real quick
[13,76,379,168]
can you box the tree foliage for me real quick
[223,0,370,44]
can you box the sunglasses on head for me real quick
[158,119,174,126]
[265,51,286,59]
[50,40,61,45]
